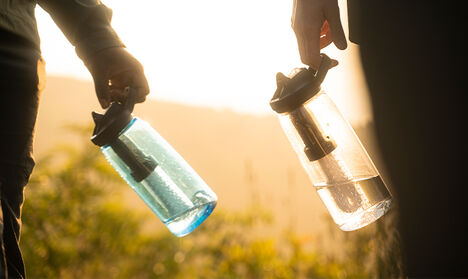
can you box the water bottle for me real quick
[91,88,217,237]
[270,54,392,231]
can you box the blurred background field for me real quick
[20,76,402,278]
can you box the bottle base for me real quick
[338,198,392,231]
[164,201,217,237]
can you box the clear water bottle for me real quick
[91,88,217,237]
[270,54,392,231]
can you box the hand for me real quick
[292,0,347,69]
[84,47,150,108]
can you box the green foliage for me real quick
[20,126,401,278]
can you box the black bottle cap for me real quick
[270,54,332,113]
[91,87,137,146]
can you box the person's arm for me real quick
[291,0,347,69]
[38,0,149,108]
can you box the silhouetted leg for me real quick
[357,1,467,277]
[0,28,43,279]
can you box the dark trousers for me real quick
[0,29,43,279]
[355,1,467,277]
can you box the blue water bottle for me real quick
[91,88,217,237]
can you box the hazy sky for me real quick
[35,0,372,125]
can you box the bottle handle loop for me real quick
[310,53,333,86]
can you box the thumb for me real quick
[93,74,111,109]
[324,1,347,50]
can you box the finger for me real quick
[131,70,150,103]
[109,70,149,104]
[110,70,149,103]
[294,23,322,69]
[320,21,333,48]
[108,71,132,103]
[108,70,132,89]
[93,74,111,109]
[320,35,333,49]
[324,0,347,50]
[320,21,330,36]
[108,87,127,104]
[291,0,323,69]
[320,28,333,49]
[134,88,147,103]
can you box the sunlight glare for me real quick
[36,0,373,125]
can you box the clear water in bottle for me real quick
[315,175,391,231]
[270,55,393,231]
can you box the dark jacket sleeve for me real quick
[347,0,361,44]
[37,0,125,61]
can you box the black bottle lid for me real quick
[270,54,332,113]
[91,87,137,147]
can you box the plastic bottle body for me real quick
[279,91,391,231]
[101,117,217,237]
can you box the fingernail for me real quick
[336,39,348,50]
[100,99,110,109]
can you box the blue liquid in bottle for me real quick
[101,118,217,236]
[92,87,217,236]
